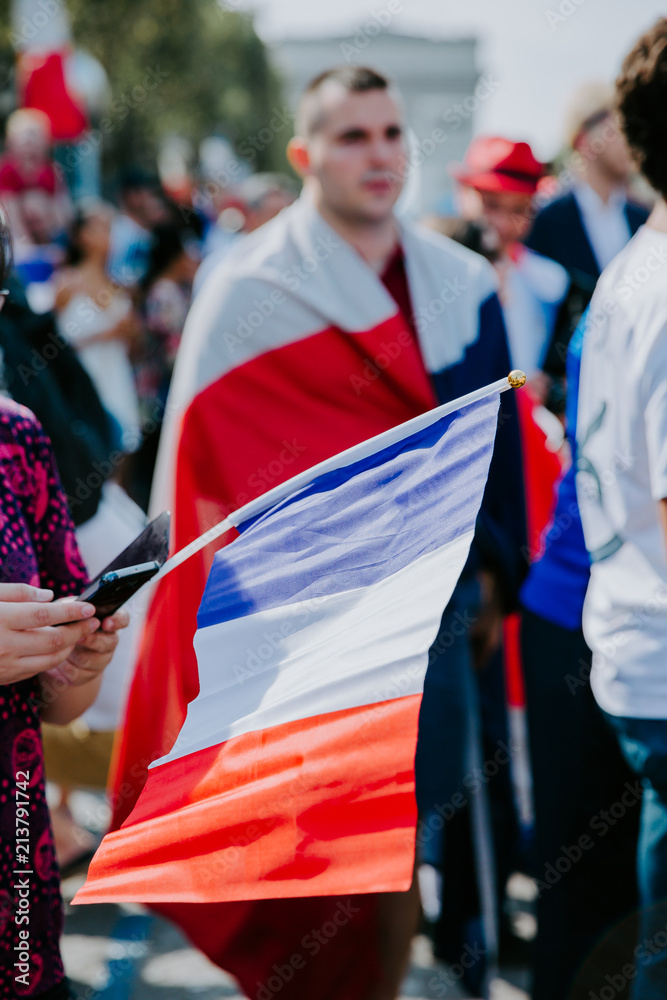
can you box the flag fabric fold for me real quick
[99,190,518,998]
[75,388,501,906]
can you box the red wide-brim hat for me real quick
[451,136,543,194]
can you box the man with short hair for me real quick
[117,65,524,1000]
[576,19,667,999]
[527,82,648,294]
[525,82,649,388]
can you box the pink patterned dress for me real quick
[0,398,88,999]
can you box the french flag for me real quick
[75,383,502,906]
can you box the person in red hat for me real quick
[452,136,569,407]
[445,138,571,983]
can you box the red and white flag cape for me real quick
[102,193,502,998]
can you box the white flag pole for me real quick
[154,371,526,583]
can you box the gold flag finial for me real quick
[508,370,527,388]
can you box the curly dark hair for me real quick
[616,17,667,199]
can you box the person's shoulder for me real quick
[626,197,650,225]
[0,397,45,444]
[408,217,487,262]
[594,227,667,322]
[591,231,635,294]
[528,192,579,241]
[54,268,83,311]
[532,190,577,218]
[519,246,570,301]
[405,219,498,298]
[525,191,578,254]
[194,209,298,294]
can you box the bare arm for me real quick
[40,609,129,725]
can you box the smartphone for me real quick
[85,511,170,588]
[76,560,161,621]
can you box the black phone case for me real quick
[87,511,170,587]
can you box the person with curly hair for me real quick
[576,18,667,999]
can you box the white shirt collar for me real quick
[573,183,631,271]
[574,182,627,217]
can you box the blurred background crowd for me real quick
[0,1,665,998]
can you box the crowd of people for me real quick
[1,13,667,1000]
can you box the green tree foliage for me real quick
[64,0,289,173]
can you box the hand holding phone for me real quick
[72,560,161,622]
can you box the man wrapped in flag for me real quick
[78,378,522,953]
[105,66,526,999]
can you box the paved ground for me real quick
[57,791,533,1000]
[60,880,532,1000]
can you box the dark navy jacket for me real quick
[525,190,649,388]
[525,189,649,295]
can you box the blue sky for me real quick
[234,0,666,159]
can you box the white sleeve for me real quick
[644,327,667,501]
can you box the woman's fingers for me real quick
[0,582,54,603]
[15,651,83,681]
[66,628,119,672]
[9,617,100,657]
[99,609,130,632]
[0,598,96,631]
[1,622,98,683]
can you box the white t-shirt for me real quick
[576,224,667,718]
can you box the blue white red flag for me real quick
[75,381,503,905]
